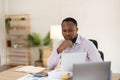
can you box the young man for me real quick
[47,17,103,70]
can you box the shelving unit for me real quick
[42,47,53,67]
[5,14,31,66]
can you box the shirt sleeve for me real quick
[47,41,62,70]
[87,41,103,62]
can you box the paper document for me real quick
[15,66,46,74]
[17,74,45,80]
[17,74,57,80]
[48,69,72,79]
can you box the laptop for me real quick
[73,61,111,80]
[60,53,87,72]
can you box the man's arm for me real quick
[57,40,72,53]
[87,41,103,62]
[47,40,73,70]
[47,49,61,70]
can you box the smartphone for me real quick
[32,73,48,78]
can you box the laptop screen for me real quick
[60,53,87,72]
[73,61,111,80]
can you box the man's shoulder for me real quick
[78,35,88,42]
[78,35,92,45]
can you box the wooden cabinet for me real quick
[42,47,53,67]
[5,14,31,66]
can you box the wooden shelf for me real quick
[7,63,27,66]
[5,14,31,66]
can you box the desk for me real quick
[112,73,120,80]
[0,66,27,80]
[0,66,120,80]
[0,65,15,72]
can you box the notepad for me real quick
[15,66,46,74]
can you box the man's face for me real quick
[62,21,78,40]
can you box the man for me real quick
[47,17,102,70]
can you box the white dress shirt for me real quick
[47,35,103,69]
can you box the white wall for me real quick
[60,0,120,73]
[6,0,61,36]
[4,0,120,73]
[0,0,6,65]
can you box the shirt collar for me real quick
[74,35,81,45]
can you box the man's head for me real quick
[61,17,78,40]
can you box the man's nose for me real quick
[66,31,70,35]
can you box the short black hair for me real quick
[61,17,78,27]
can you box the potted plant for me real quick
[27,33,41,65]
[36,31,52,67]
[27,32,52,66]
[39,31,52,60]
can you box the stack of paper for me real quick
[15,66,46,74]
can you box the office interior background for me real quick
[0,0,120,73]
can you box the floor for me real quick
[0,65,16,72]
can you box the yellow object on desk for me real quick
[62,75,71,80]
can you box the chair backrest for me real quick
[99,51,104,61]
[89,39,104,61]
[89,39,98,49]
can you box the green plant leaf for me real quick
[27,33,41,47]
[42,31,52,46]
[5,18,11,33]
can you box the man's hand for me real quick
[57,40,72,54]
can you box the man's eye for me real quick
[62,30,74,32]
[62,30,67,32]
[69,30,74,32]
